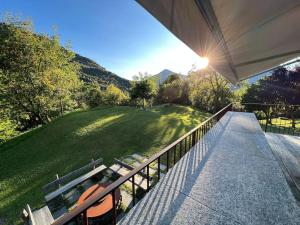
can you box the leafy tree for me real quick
[84,82,103,107]
[188,68,232,112]
[157,76,190,105]
[163,74,181,84]
[103,84,129,105]
[232,81,250,107]
[0,17,81,129]
[243,67,300,104]
[242,66,300,127]
[0,107,18,143]
[130,73,156,108]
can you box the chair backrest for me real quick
[24,204,54,225]
[42,158,103,195]
[24,204,36,225]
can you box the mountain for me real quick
[74,54,131,90]
[151,69,185,84]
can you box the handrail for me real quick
[235,102,300,135]
[51,103,232,225]
[239,102,300,107]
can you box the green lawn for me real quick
[259,118,300,135]
[0,105,210,225]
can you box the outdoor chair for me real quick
[22,158,106,225]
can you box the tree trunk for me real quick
[60,97,64,116]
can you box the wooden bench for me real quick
[43,158,106,202]
[23,158,107,224]
[23,204,54,225]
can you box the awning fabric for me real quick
[137,0,300,83]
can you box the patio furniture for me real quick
[77,183,121,219]
[42,158,106,202]
[23,158,107,224]
[23,204,54,225]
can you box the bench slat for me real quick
[32,206,54,225]
[45,165,106,202]
[42,158,103,194]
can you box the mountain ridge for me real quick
[151,69,185,84]
[74,54,131,90]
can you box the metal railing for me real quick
[233,103,300,136]
[51,103,232,225]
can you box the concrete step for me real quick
[110,164,148,190]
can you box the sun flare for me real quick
[195,57,209,70]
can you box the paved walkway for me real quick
[266,133,300,202]
[119,112,300,225]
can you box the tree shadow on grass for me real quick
[0,105,208,225]
[119,113,233,225]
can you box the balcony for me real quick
[118,110,300,225]
[50,104,300,225]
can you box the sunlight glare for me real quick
[195,57,209,70]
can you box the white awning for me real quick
[137,0,300,83]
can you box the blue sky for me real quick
[0,0,206,80]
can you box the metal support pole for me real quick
[146,165,150,191]
[132,175,135,206]
[112,190,117,225]
[158,157,160,180]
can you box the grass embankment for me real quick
[0,104,210,225]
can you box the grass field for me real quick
[0,105,210,225]
[259,118,300,135]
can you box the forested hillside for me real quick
[74,54,131,90]
[0,18,131,141]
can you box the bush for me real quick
[85,83,103,107]
[103,84,129,105]
[0,117,19,143]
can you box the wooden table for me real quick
[77,183,121,218]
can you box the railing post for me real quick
[265,105,269,132]
[82,211,88,225]
[173,146,176,165]
[192,131,196,146]
[132,175,136,206]
[112,189,117,225]
[146,165,150,191]
[179,141,182,158]
[166,151,169,172]
[157,156,160,180]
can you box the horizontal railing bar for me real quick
[239,102,300,107]
[52,103,232,225]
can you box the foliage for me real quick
[84,82,103,107]
[0,17,81,130]
[188,68,232,112]
[242,67,300,105]
[103,84,129,105]
[242,67,300,126]
[130,73,157,108]
[233,81,250,102]
[163,73,181,84]
[0,112,18,142]
[157,76,190,105]
[0,105,210,225]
